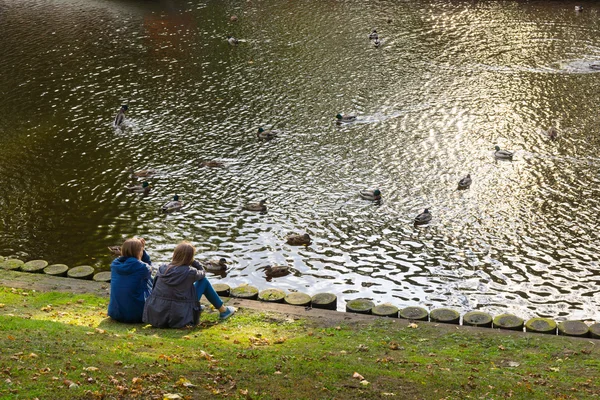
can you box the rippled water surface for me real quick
[2,0,600,317]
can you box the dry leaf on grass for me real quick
[352,372,365,381]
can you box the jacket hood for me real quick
[158,264,195,286]
[111,256,147,275]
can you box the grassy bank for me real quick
[0,286,599,399]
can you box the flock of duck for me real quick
[110,18,566,277]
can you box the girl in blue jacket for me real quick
[108,238,153,323]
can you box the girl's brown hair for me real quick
[121,238,144,259]
[170,242,195,267]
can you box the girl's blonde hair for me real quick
[171,242,195,267]
[121,238,144,259]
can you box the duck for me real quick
[200,160,225,168]
[414,208,432,226]
[108,246,122,257]
[243,199,267,212]
[494,145,514,160]
[360,189,381,201]
[162,195,183,212]
[129,167,158,179]
[286,233,311,246]
[542,127,558,141]
[373,38,381,48]
[127,181,151,194]
[575,6,583,12]
[336,113,357,124]
[369,29,378,40]
[457,174,472,190]
[264,265,290,278]
[113,104,128,128]
[256,127,279,140]
[227,35,239,45]
[230,15,238,22]
[201,258,228,272]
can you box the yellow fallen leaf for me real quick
[83,367,99,372]
[29,353,38,358]
[7,335,15,341]
[549,367,560,372]
[382,393,396,396]
[176,377,196,388]
[352,372,364,380]
[0,303,5,308]
[95,328,106,334]
[163,394,183,399]
[360,380,370,386]
[408,323,418,329]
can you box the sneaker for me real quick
[219,306,236,320]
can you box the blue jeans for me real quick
[194,278,223,309]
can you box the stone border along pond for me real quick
[1,256,599,339]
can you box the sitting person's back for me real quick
[143,242,235,328]
[108,237,153,323]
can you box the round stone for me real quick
[212,283,231,297]
[589,323,600,339]
[493,314,524,331]
[345,298,374,314]
[463,311,493,328]
[67,265,95,280]
[525,318,557,335]
[0,259,24,271]
[258,289,286,303]
[92,271,111,282]
[311,293,337,310]
[430,308,460,324]
[285,292,311,307]
[44,264,69,277]
[399,306,429,321]
[22,260,49,273]
[558,321,589,337]
[230,285,259,300]
[372,303,399,318]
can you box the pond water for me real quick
[2,0,600,318]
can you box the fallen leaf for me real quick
[549,367,560,372]
[0,304,5,308]
[83,367,99,372]
[408,323,418,329]
[29,353,38,358]
[7,335,15,341]
[176,377,196,388]
[352,372,364,381]
[114,361,123,366]
[360,380,370,386]
[498,345,505,350]
[382,393,396,396]
[163,394,183,400]
[95,328,105,334]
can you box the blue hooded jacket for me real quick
[107,250,153,323]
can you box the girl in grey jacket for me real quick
[143,242,236,328]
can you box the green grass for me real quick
[0,286,599,399]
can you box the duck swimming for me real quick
[264,265,290,278]
[360,189,382,201]
[256,127,279,140]
[227,35,239,45]
[575,6,583,12]
[336,113,357,124]
[369,29,378,40]
[373,38,381,47]
[494,145,514,160]
[243,199,267,212]
[113,105,128,128]
[129,167,158,179]
[201,258,228,272]
[457,174,472,190]
[200,160,225,168]
[127,181,151,194]
[286,233,311,246]
[414,209,432,226]
[162,195,183,212]
[542,127,558,141]
[108,246,122,257]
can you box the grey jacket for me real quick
[142,263,205,328]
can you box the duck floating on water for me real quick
[494,145,514,160]
[200,160,225,168]
[373,38,381,48]
[127,181,151,194]
[227,35,239,45]
[414,208,432,226]
[575,6,583,12]
[457,174,472,190]
[243,199,267,212]
[369,29,378,40]
[113,104,128,128]
[264,265,290,278]
[257,127,279,140]
[336,113,357,124]
[286,233,311,246]
[542,127,558,141]
[360,189,382,201]
[129,167,158,179]
[108,246,122,257]
[162,195,183,213]
[201,258,228,272]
